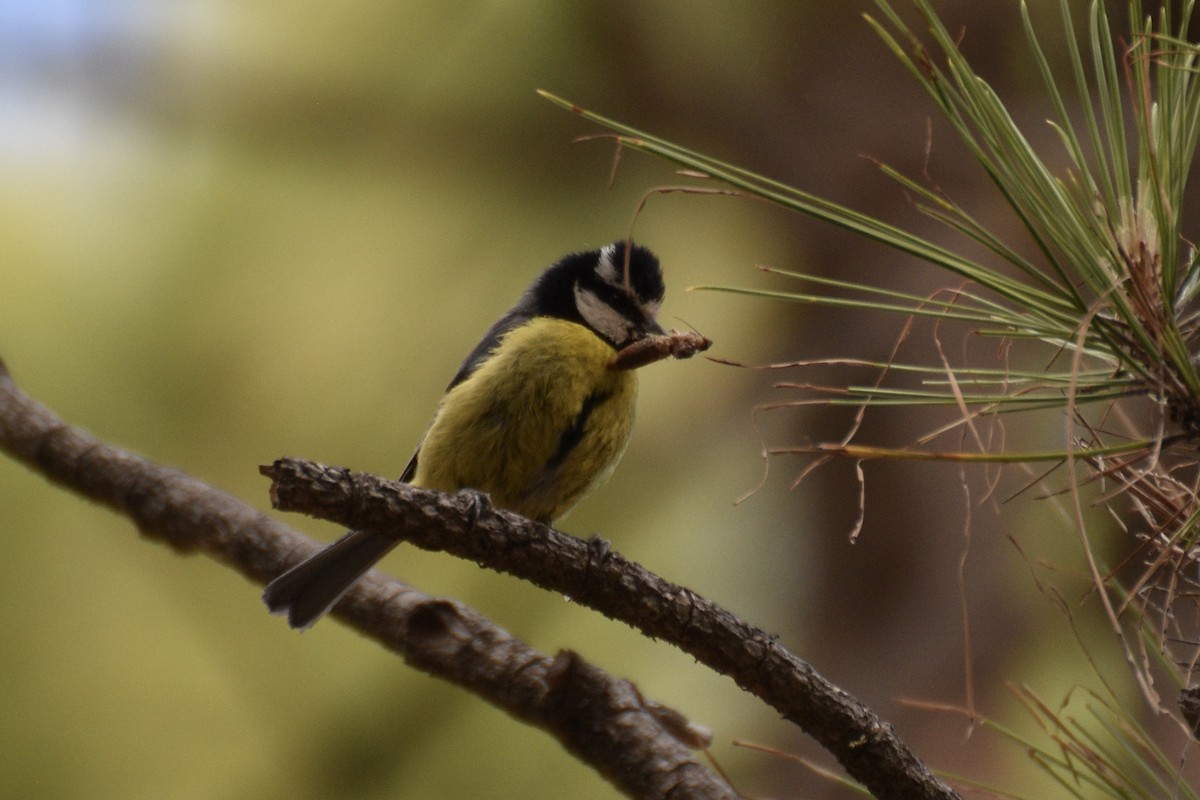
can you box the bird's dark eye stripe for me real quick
[585,275,655,320]
[591,254,661,297]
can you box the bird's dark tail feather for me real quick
[262,530,397,630]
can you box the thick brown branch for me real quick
[263,457,961,800]
[0,359,736,800]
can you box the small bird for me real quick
[264,240,669,629]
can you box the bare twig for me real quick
[611,330,713,371]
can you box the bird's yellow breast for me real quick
[412,317,637,522]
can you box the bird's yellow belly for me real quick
[412,317,637,522]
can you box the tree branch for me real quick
[0,358,737,800]
[262,457,961,800]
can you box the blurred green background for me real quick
[2,1,1190,798]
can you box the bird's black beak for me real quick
[640,318,666,339]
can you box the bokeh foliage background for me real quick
[1,1,1191,798]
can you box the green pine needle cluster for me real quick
[543,0,1200,591]
[547,0,1200,795]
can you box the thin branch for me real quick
[262,457,962,800]
[0,358,736,800]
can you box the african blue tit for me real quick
[263,241,667,629]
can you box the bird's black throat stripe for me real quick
[546,390,611,472]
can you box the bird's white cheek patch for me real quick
[574,285,629,345]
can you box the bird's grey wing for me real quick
[399,303,535,482]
